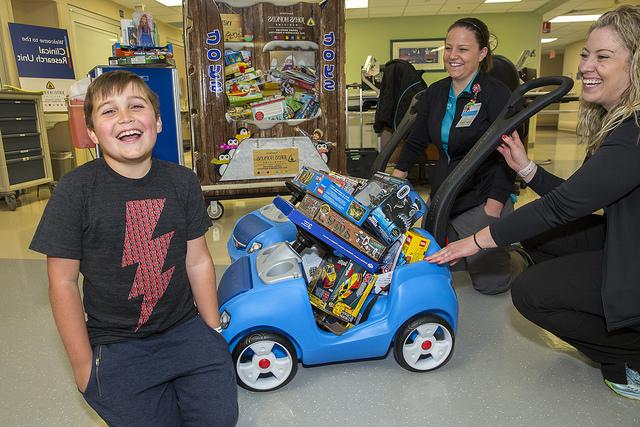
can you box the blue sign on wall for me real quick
[8,23,75,79]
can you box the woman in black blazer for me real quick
[393,17,524,295]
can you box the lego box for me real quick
[397,228,431,266]
[297,194,386,261]
[292,167,369,225]
[273,196,380,272]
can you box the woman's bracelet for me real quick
[517,160,536,178]
[473,233,484,250]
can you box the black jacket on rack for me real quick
[373,59,427,133]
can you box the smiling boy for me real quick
[30,70,238,426]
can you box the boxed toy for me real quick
[226,82,263,106]
[291,167,369,225]
[108,55,175,66]
[112,42,173,58]
[329,266,377,324]
[292,167,359,194]
[308,257,377,326]
[307,255,349,309]
[326,172,366,195]
[250,97,287,121]
[296,194,386,261]
[355,172,427,245]
[397,228,431,266]
[296,192,324,217]
[224,62,249,77]
[275,196,380,272]
[224,50,244,65]
[377,236,405,274]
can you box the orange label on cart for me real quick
[253,148,299,176]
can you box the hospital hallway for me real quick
[1,128,638,426]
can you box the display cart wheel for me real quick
[393,314,454,373]
[232,331,298,392]
[207,200,224,220]
[4,194,17,211]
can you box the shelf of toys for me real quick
[184,0,346,211]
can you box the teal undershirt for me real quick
[440,72,478,158]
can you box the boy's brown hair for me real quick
[83,70,160,130]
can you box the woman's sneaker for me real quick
[627,366,640,385]
[605,377,640,400]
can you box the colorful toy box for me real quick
[354,172,427,245]
[397,228,431,266]
[307,255,349,304]
[273,197,381,272]
[296,194,386,261]
[292,167,369,225]
[308,257,377,327]
[329,267,377,324]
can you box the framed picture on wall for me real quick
[390,38,446,71]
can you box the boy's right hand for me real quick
[75,359,93,393]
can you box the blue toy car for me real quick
[227,202,297,262]
[217,200,458,392]
[219,76,574,392]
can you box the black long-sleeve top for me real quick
[491,116,640,331]
[396,71,515,216]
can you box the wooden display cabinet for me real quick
[184,0,346,219]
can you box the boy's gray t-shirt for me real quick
[30,158,211,345]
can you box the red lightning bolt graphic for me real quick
[121,198,175,331]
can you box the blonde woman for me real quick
[428,5,640,399]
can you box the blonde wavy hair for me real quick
[576,5,640,154]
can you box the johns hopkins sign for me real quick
[8,23,76,112]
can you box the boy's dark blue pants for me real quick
[81,315,238,426]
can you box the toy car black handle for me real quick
[423,76,574,246]
[285,181,306,204]
[370,89,426,177]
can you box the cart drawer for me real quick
[5,147,42,160]
[0,117,38,135]
[6,154,45,185]
[2,133,41,152]
[0,100,36,118]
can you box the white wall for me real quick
[538,52,564,128]
[557,39,584,132]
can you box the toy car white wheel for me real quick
[393,314,454,372]
[232,332,298,392]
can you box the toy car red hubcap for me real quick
[421,340,432,350]
[258,358,271,369]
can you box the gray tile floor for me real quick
[1,129,638,426]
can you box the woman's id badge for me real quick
[456,102,482,128]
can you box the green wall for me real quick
[345,13,542,85]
